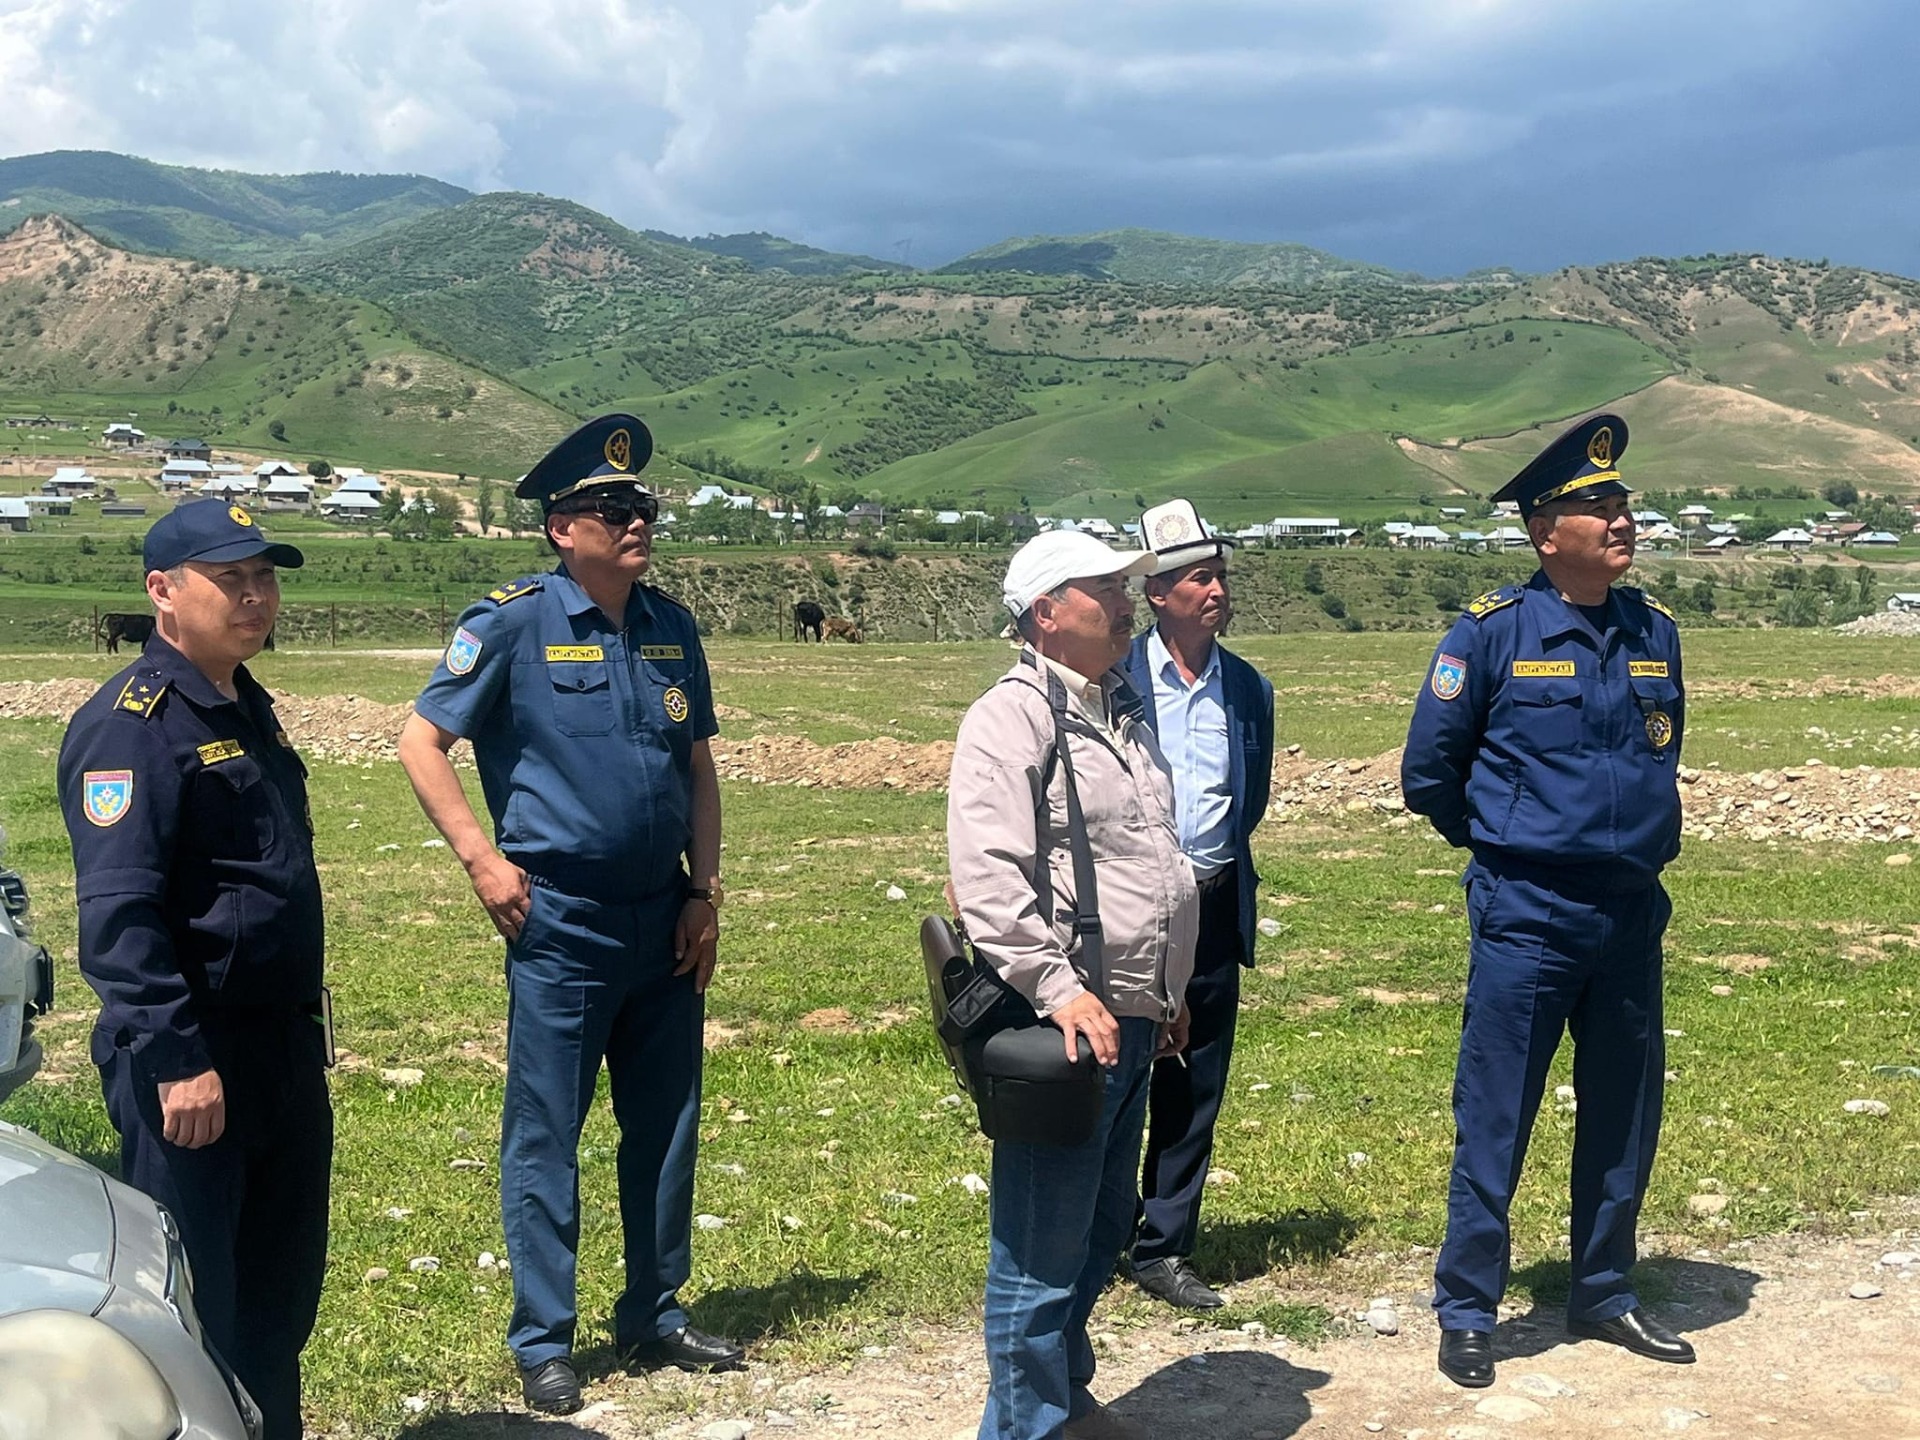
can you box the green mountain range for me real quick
[0,150,1917,522]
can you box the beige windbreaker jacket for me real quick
[946,652,1198,1023]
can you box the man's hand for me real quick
[467,851,531,941]
[1155,1009,1191,1061]
[674,898,719,994]
[158,1069,226,1149]
[1050,991,1120,1067]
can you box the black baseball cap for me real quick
[143,499,305,573]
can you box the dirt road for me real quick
[400,1212,1920,1439]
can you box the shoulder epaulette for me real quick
[1644,594,1677,621]
[1464,586,1523,622]
[113,670,169,719]
[1616,585,1676,622]
[642,583,693,617]
[485,577,543,606]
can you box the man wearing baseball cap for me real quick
[948,528,1198,1440]
[58,498,329,1440]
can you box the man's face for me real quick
[149,556,280,666]
[1148,557,1231,636]
[549,489,654,581]
[1034,572,1136,675]
[1532,492,1635,581]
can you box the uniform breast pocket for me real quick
[642,660,696,734]
[201,757,278,856]
[549,662,615,736]
[1509,682,1584,751]
[1631,680,1680,760]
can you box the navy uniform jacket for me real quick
[1401,571,1684,894]
[58,636,324,1084]
[1123,630,1274,965]
[413,566,717,902]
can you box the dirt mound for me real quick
[1837,610,1920,637]
[709,733,954,790]
[1274,745,1920,847]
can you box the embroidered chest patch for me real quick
[663,686,690,724]
[196,739,245,766]
[545,644,605,663]
[1646,711,1675,749]
[1512,660,1577,677]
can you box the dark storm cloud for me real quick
[0,0,1913,275]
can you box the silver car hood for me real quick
[0,1119,114,1316]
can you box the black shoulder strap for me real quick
[1019,651,1109,1006]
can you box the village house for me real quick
[320,490,381,521]
[164,438,212,462]
[21,494,72,517]
[1848,531,1901,547]
[1764,527,1815,552]
[44,466,99,496]
[0,497,28,532]
[101,422,146,448]
[1887,593,1920,612]
[159,458,214,490]
[261,475,315,510]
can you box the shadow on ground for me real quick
[396,1417,604,1439]
[1495,1255,1763,1362]
[1199,1209,1364,1284]
[1109,1349,1332,1439]
[688,1266,879,1343]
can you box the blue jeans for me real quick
[979,1016,1157,1440]
[502,881,704,1365]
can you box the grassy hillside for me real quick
[0,150,469,266]
[0,216,573,474]
[660,231,909,277]
[939,228,1410,286]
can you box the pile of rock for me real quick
[1676,763,1920,846]
[1834,609,1920,636]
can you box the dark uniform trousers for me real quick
[98,1007,332,1440]
[1136,862,1241,1265]
[1434,864,1671,1333]
[503,879,703,1365]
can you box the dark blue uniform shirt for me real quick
[1402,572,1685,894]
[58,636,324,1084]
[413,566,717,902]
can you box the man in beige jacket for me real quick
[949,530,1199,1440]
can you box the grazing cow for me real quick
[98,613,155,655]
[822,616,865,643]
[793,600,826,643]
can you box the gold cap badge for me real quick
[229,505,255,527]
[605,428,633,471]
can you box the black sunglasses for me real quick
[560,493,658,528]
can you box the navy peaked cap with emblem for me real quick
[1491,414,1632,520]
[515,413,655,508]
[144,497,304,572]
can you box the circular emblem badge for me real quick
[229,505,255,527]
[605,428,633,472]
[1587,425,1614,469]
[663,686,689,724]
[1646,710,1674,750]
[1153,513,1191,547]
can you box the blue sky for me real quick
[0,0,1914,277]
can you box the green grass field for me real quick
[0,630,1916,1435]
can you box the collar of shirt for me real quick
[1033,651,1115,737]
[551,563,651,629]
[1147,627,1221,691]
[1526,570,1646,642]
[141,632,248,710]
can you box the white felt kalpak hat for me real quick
[1002,529,1157,615]
[1139,498,1235,575]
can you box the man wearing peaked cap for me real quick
[400,415,741,1414]
[1121,501,1273,1313]
[58,498,329,1439]
[1401,414,1694,1387]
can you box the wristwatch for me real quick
[687,879,725,910]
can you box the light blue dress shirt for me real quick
[1148,629,1234,877]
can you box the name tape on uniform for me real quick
[1512,660,1577,677]
[545,644,605,663]
[640,645,684,660]
[196,739,246,766]
[1628,661,1670,678]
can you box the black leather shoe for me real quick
[621,1324,746,1372]
[519,1356,583,1415]
[1132,1257,1225,1311]
[1437,1329,1496,1388]
[1568,1307,1696,1363]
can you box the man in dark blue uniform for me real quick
[58,499,329,1440]
[398,414,739,1416]
[1122,499,1274,1311]
[1402,414,1693,1388]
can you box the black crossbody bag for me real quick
[924,662,1107,1147]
